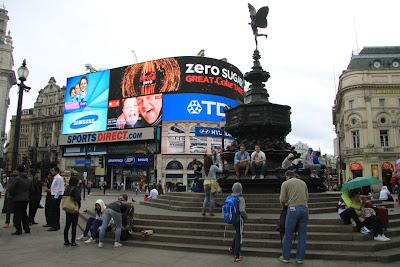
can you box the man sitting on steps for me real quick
[250,144,267,179]
[234,144,250,180]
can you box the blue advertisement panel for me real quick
[194,126,234,139]
[162,93,240,122]
[62,70,110,134]
[107,155,153,166]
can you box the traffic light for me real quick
[99,157,104,168]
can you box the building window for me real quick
[380,130,389,147]
[379,98,385,107]
[351,130,360,148]
[349,100,354,109]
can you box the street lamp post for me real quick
[11,60,30,171]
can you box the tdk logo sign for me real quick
[187,100,227,117]
[70,115,98,129]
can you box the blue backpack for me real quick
[223,195,240,224]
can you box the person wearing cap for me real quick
[279,170,309,264]
[98,194,134,248]
[303,147,320,178]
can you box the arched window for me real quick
[166,160,183,170]
[187,160,203,170]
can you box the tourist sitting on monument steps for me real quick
[360,199,390,241]
[303,148,320,178]
[379,186,393,202]
[250,144,267,179]
[202,155,223,216]
[76,199,106,244]
[98,194,134,248]
[279,170,309,264]
[281,153,302,171]
[234,144,250,180]
[337,189,370,235]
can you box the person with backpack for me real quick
[279,170,309,264]
[202,155,223,216]
[223,182,248,263]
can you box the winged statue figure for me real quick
[248,3,269,48]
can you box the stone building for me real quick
[0,7,16,166]
[5,77,65,172]
[333,46,400,186]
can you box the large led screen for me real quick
[62,70,110,134]
[162,93,240,123]
[107,93,162,130]
[109,57,244,102]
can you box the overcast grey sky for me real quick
[4,0,400,154]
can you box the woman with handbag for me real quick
[202,155,223,216]
[63,176,81,246]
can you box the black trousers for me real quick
[13,201,30,233]
[49,196,62,229]
[365,215,383,237]
[339,208,364,231]
[29,199,40,223]
[64,212,78,243]
[45,193,51,225]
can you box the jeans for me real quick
[232,218,243,257]
[13,201,30,233]
[64,212,78,243]
[99,209,122,243]
[202,185,215,211]
[282,205,309,261]
[83,217,103,239]
[250,161,267,175]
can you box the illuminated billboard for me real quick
[108,57,244,102]
[107,93,162,130]
[162,93,240,122]
[62,70,110,134]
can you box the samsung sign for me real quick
[59,128,154,145]
[107,155,153,166]
[163,93,240,122]
[195,126,234,139]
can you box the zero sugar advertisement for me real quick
[62,70,110,134]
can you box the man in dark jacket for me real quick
[7,165,32,235]
[29,170,42,225]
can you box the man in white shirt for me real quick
[250,144,267,179]
[48,167,65,231]
[149,187,159,199]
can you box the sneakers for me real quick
[360,226,370,235]
[98,242,104,248]
[381,234,391,241]
[84,237,95,244]
[279,256,289,263]
[260,174,264,179]
[114,242,123,248]
[251,175,256,180]
[374,235,388,242]
[76,234,86,241]
[296,260,304,264]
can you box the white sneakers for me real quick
[374,234,391,242]
[76,234,86,241]
[260,174,264,179]
[360,226,371,235]
[279,256,289,263]
[114,242,123,248]
[84,237,95,244]
[98,242,104,248]
[252,175,256,180]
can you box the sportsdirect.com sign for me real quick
[59,128,154,145]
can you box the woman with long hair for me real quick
[202,155,223,216]
[63,176,81,246]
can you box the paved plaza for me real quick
[0,189,399,267]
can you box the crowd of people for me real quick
[1,145,398,264]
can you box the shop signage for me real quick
[194,126,234,139]
[59,127,154,145]
[107,154,153,166]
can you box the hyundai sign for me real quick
[162,93,240,122]
[62,70,110,134]
[194,126,234,139]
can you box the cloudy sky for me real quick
[4,0,400,154]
